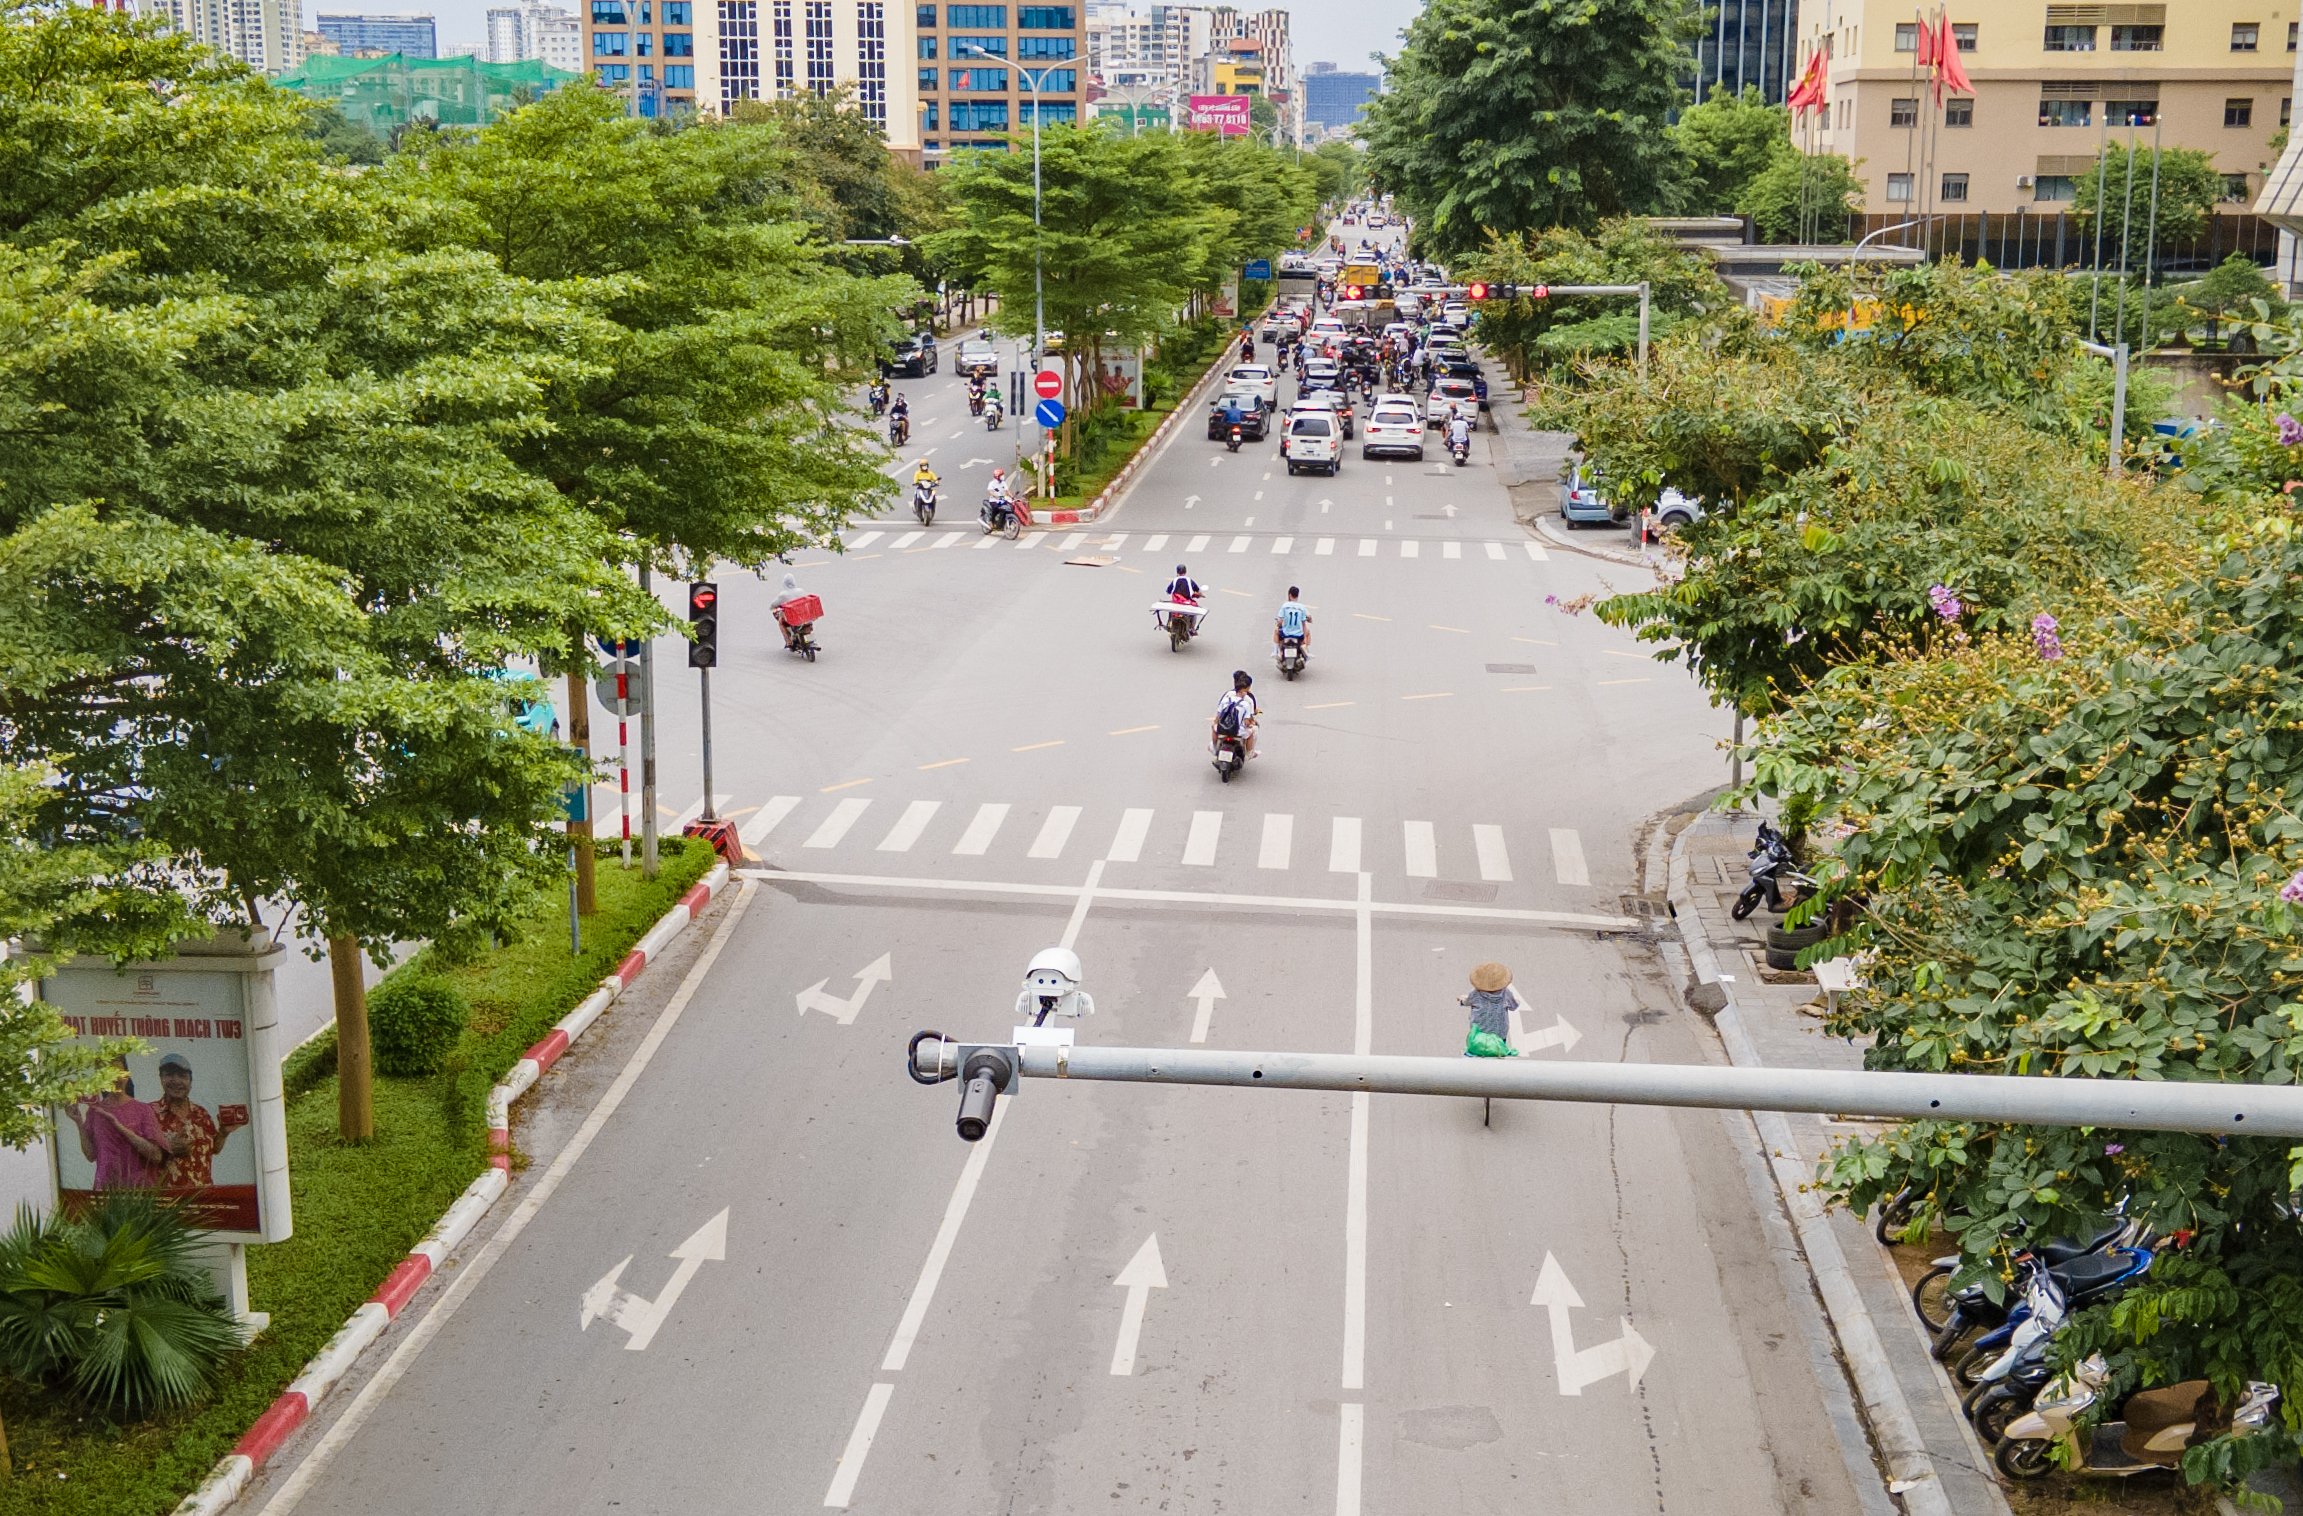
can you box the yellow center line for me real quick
[820,777,875,792]
[1109,724,1160,736]
[1428,624,1471,634]
[1220,587,1254,598]
[1601,649,1649,660]
[1304,700,1356,710]
[1401,691,1454,701]
[1595,677,1653,686]
[1113,563,1143,574]
[917,757,970,770]
[1511,636,1556,646]
[1013,739,1066,752]
[722,803,762,817]
[1353,612,1393,622]
[1500,685,1553,693]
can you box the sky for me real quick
[352,0,1420,76]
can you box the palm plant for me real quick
[0,1195,245,1421]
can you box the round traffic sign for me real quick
[1033,368,1063,400]
[1034,397,1067,430]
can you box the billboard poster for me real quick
[1093,350,1144,408]
[1188,94,1251,135]
[46,937,292,1243]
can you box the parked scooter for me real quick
[1997,1360,2281,1482]
[1926,1219,2130,1362]
[1729,819,1818,920]
[912,478,938,526]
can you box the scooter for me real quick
[1449,432,1470,467]
[1277,634,1306,680]
[775,595,823,663]
[967,385,986,417]
[1996,1360,2280,1482]
[1226,422,1243,453]
[1729,819,1818,920]
[888,412,910,447]
[868,385,888,418]
[984,395,1003,431]
[1153,597,1206,652]
[1211,730,1247,782]
[912,479,937,526]
[980,494,1022,540]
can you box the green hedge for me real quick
[0,839,716,1514]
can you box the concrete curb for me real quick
[1533,513,1668,568]
[1664,826,1960,1516]
[169,860,733,1516]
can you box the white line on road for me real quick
[1029,806,1082,859]
[1013,534,1038,550]
[1485,541,1506,560]
[876,800,941,853]
[1144,533,1169,551]
[1473,824,1513,882]
[1442,541,1461,560]
[953,803,1008,856]
[1525,541,1548,561]
[1254,490,1265,502]
[805,798,871,849]
[972,535,1000,550]
[892,530,923,549]
[879,1102,1004,1374]
[1258,813,1293,870]
[1358,539,1376,557]
[1400,540,1420,559]
[930,532,962,549]
[1229,535,1251,553]
[823,1383,894,1508]
[1183,810,1222,866]
[1403,820,1437,878]
[1107,807,1153,863]
[1342,871,1372,1389]
[1316,537,1335,555]
[1551,827,1590,886]
[1104,533,1129,549]
[849,531,883,548]
[1328,816,1361,872]
[1272,535,1293,554]
[738,795,801,846]
[1058,531,1085,548]
[1187,534,1210,551]
[673,793,731,828]
[1335,1401,1365,1516]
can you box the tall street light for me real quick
[955,43,1063,372]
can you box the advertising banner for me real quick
[1092,350,1145,408]
[1188,94,1251,135]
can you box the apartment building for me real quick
[1693,0,1800,104]
[1084,0,1206,90]
[1796,1,2292,217]
[1200,4,1293,141]
[488,3,584,67]
[316,10,439,55]
[585,0,916,139]
[914,3,1088,157]
[138,0,303,70]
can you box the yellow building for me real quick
[1212,52,1262,96]
[1796,2,2293,219]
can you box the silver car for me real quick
[1559,462,1703,530]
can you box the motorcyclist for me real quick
[983,467,1013,515]
[1446,406,1473,455]
[984,386,1004,425]
[1273,584,1311,663]
[771,572,812,650]
[1164,564,1205,604]
[1211,669,1259,761]
[966,375,986,413]
[1217,391,1251,439]
[912,459,940,494]
[867,377,889,415]
[888,391,910,441]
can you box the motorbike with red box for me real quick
[775,593,824,662]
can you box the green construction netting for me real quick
[272,54,581,133]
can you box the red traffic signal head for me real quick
[689,584,718,613]
[1341,283,1361,300]
[1532,284,1550,300]
[1467,281,1490,301]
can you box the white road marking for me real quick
[1335,1401,1365,1516]
[824,1382,894,1508]
[1144,533,1169,551]
[1013,534,1038,550]
[1187,534,1211,551]
[953,803,1008,856]
[1400,540,1420,559]
[876,800,941,853]
[738,795,801,846]
[1254,490,1265,501]
[1484,541,1506,560]
[1229,535,1251,553]
[1532,1254,1657,1394]
[1473,824,1512,882]
[1550,827,1590,886]
[1105,533,1129,549]
[1108,1234,1168,1376]
[673,793,731,828]
[1258,813,1293,869]
[1316,537,1335,555]
[793,954,893,1025]
[849,531,883,548]
[972,535,1000,550]
[1525,541,1548,561]
[1058,531,1085,548]
[1442,541,1461,559]
[1029,806,1082,859]
[806,798,872,848]
[930,532,962,549]
[1403,820,1437,878]
[1272,535,1294,554]
[1183,810,1222,866]
[1329,816,1362,872]
[1342,870,1373,1389]
[579,1208,728,1352]
[891,530,923,549]
[1358,539,1376,557]
[879,1104,1006,1375]
[1107,808,1154,863]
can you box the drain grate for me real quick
[1619,893,1675,920]
[1422,879,1499,903]
[1486,662,1538,675]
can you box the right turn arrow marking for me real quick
[1530,1252,1654,1395]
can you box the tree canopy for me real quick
[1665,85,1785,216]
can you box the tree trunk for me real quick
[564,665,597,915]
[329,933,373,1144]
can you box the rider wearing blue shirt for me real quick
[1273,584,1312,661]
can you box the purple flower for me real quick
[2104,1144,2125,1156]
[2283,870,2303,905]
[2278,413,2303,447]
[2031,612,2064,662]
[1928,584,1963,623]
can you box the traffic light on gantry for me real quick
[688,581,719,668]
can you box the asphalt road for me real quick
[247,222,1877,1516]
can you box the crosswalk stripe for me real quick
[1272,536,1294,554]
[1014,534,1039,550]
[737,795,801,846]
[877,800,942,852]
[1183,810,1222,866]
[1259,813,1293,869]
[1187,534,1211,551]
[1058,531,1085,548]
[1484,542,1506,560]
[1442,541,1461,560]
[1329,816,1362,873]
[892,530,924,549]
[1400,541,1421,559]
[1107,808,1153,863]
[1550,827,1589,886]
[930,532,963,549]
[1028,806,1082,859]
[954,803,1008,856]
[1358,539,1377,557]
[850,531,883,549]
[673,793,732,829]
[1104,533,1129,549]
[972,535,1000,550]
[1144,534,1169,552]
[805,798,872,848]
[1403,820,1437,878]
[1473,824,1512,882]
[1316,537,1335,555]
[1524,541,1548,562]
[1229,535,1251,553]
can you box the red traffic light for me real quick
[690,586,718,612]
[1532,284,1550,300]
[1467,281,1490,301]
[1341,284,1361,300]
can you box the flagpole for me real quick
[1903,4,1921,249]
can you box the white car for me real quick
[1226,364,1278,406]
[1309,316,1346,340]
[1426,377,1480,425]
[1361,398,1425,460]
[1442,303,1471,327]
[1282,409,1342,475]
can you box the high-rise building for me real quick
[1691,0,1799,105]
[1301,61,1377,131]
[1797,0,2290,218]
[914,3,1089,159]
[488,4,583,68]
[1199,5,1293,142]
[315,11,440,56]
[136,0,304,72]
[1085,0,1204,91]
[686,0,918,146]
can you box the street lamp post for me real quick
[1845,217,1927,335]
[955,45,1062,375]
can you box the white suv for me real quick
[1282,409,1342,475]
[1361,396,1426,460]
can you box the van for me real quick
[1282,411,1342,475]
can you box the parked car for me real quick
[1362,396,1426,460]
[1207,390,1272,441]
[1559,461,1702,530]
[1282,409,1343,475]
[887,332,938,377]
[955,338,1000,378]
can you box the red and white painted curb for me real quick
[172,861,732,1516]
[1039,330,1264,528]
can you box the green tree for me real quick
[1666,84,1786,215]
[1460,218,1719,380]
[1736,142,1863,244]
[1360,0,1694,258]
[298,100,388,164]
[1174,127,1319,274]
[2073,142,2225,251]
[727,84,943,247]
[2164,253,2286,345]
[1305,139,1367,210]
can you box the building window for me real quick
[2033,175,2075,202]
[918,36,935,56]
[1893,21,1915,50]
[1951,22,1975,50]
[803,0,833,94]
[949,99,1009,129]
[1885,172,1914,203]
[918,64,937,87]
[719,0,758,105]
[665,62,694,86]
[917,2,934,25]
[2223,173,2254,201]
[857,1,886,126]
[1020,100,1076,122]
[2109,24,2161,51]
[923,102,938,128]
[663,1,689,19]
[2039,98,2092,127]
[2226,97,2255,128]
[773,0,794,94]
[2042,24,2095,51]
[2233,22,2260,51]
[947,4,1005,26]
[663,30,691,53]
[2105,99,2156,126]
[594,30,630,53]
[1940,172,1969,203]
[2284,97,2293,128]
[591,0,626,19]
[1016,34,1073,59]
[1890,96,1917,127]
[635,32,653,53]
[949,32,1005,54]
[950,66,1008,89]
[2291,21,2299,50]
[1017,4,1071,25]
[1945,97,1974,127]
[595,61,631,80]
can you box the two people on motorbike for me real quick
[1445,405,1473,455]
[1211,669,1259,761]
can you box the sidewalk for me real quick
[1486,381,1660,566]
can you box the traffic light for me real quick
[687,580,719,669]
[1532,283,1550,300]
[1340,283,1363,301]
[1467,281,1489,301]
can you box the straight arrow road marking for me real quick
[1186,967,1226,1044]
[579,1207,729,1352]
[1530,1253,1655,1395]
[1109,1234,1169,1375]
[795,954,894,1024]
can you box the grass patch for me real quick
[0,840,715,1515]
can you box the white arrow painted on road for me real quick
[962,456,994,467]
[1183,494,1201,509]
[579,1208,729,1352]
[1509,1004,1582,1056]
[1185,967,1227,1044]
[796,953,894,1025]
[1109,1234,1169,1375]
[1530,1252,1655,1395]
[1439,503,1459,518]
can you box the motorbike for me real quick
[1226,423,1243,453]
[1951,1241,2154,1401]
[1449,432,1470,467]
[967,387,985,416]
[868,386,888,418]
[1277,634,1306,680]
[1729,819,1818,920]
[1211,730,1247,782]
[774,594,823,663]
[1919,1218,2123,1355]
[1997,1360,2280,1482]
[984,395,1004,431]
[888,412,910,447]
[980,493,1022,540]
[912,479,937,526]
[1153,596,1206,653]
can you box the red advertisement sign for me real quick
[1188,94,1251,135]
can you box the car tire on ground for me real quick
[1412,449,1424,461]
[1767,921,1825,953]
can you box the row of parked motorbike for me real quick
[1897,1206,2281,1480]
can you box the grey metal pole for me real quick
[698,663,715,822]
[910,1040,2303,1139]
[2108,341,2130,475]
[1636,282,1650,376]
[637,564,660,879]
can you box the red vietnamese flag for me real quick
[1939,17,1975,95]
[1786,47,1827,115]
[1914,12,1936,70]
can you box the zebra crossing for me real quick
[725,793,1597,889]
[833,529,1549,562]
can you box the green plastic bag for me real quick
[1464,1026,1514,1059]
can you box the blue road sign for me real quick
[595,635,639,658]
[1244,259,1273,280]
[1035,397,1066,429]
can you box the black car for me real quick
[1207,392,1271,441]
[887,332,938,377]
